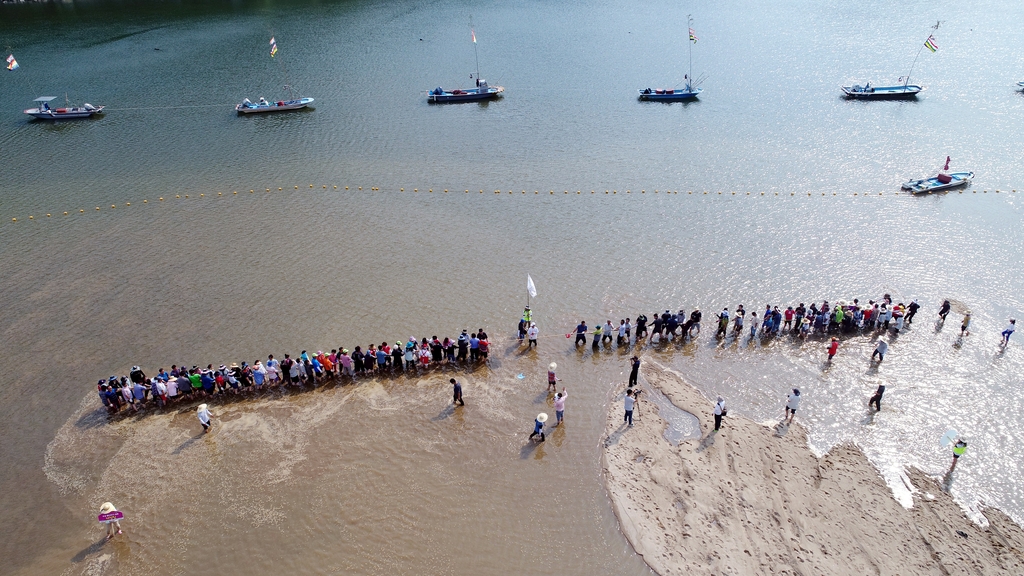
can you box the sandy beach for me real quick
[602,365,1024,575]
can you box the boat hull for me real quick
[24,106,104,119]
[638,88,702,101]
[901,171,974,194]
[427,86,503,103]
[236,97,314,114]
[842,84,921,99]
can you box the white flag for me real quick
[526,274,537,298]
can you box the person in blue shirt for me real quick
[469,333,481,361]
[529,413,547,441]
[574,321,588,346]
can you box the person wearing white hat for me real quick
[553,389,567,425]
[529,412,548,441]
[197,404,214,433]
[526,323,539,349]
[99,502,123,540]
[547,363,559,391]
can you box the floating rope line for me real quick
[5,186,1017,223]
[101,103,238,111]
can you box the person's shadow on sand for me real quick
[773,422,790,437]
[604,423,629,447]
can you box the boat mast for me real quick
[470,17,480,83]
[903,21,940,88]
[688,14,693,91]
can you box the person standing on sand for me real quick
[827,337,839,362]
[1002,319,1016,346]
[713,396,727,431]
[961,311,972,336]
[99,502,123,540]
[451,378,464,406]
[784,389,800,423]
[197,403,213,433]
[869,384,885,411]
[628,355,641,387]
[529,413,548,441]
[624,390,635,427]
[553,389,567,425]
[948,438,967,473]
[872,339,888,362]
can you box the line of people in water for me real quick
[95,329,495,414]
[566,296,1011,348]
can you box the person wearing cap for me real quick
[960,311,972,336]
[624,390,636,427]
[386,344,400,372]
[872,338,889,362]
[949,437,967,473]
[97,380,112,410]
[99,502,123,540]
[784,389,801,423]
[713,396,727,431]
[629,355,641,387]
[129,365,146,385]
[197,403,214,433]
[553,389,567,425]
[151,378,167,408]
[529,412,548,441]
[591,322,603,347]
[526,323,539,349]
[518,318,527,342]
[827,337,839,362]
[457,331,469,362]
[522,306,532,325]
[1001,319,1016,346]
[451,378,464,406]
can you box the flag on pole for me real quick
[471,29,477,44]
[943,156,950,171]
[689,28,698,43]
[6,54,18,71]
[269,37,278,57]
[924,35,938,53]
[527,274,537,298]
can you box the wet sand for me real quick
[602,365,1024,575]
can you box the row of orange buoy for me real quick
[6,185,1017,223]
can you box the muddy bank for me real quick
[602,365,1024,575]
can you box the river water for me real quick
[2,0,1023,573]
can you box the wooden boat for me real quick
[428,24,504,103]
[236,96,314,114]
[24,96,104,119]
[901,171,974,194]
[841,84,922,99]
[639,15,704,102]
[427,81,503,103]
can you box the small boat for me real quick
[639,15,704,102]
[901,171,974,194]
[24,96,104,119]
[843,22,940,101]
[638,86,701,101]
[427,81,504,103]
[841,84,922,99]
[428,24,504,103]
[236,96,314,114]
[1018,80,1024,89]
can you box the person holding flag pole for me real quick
[523,273,536,333]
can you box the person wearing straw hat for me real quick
[547,363,559,391]
[197,403,214,433]
[529,412,548,441]
[99,502,123,540]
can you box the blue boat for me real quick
[427,81,504,103]
[1018,80,1024,90]
[639,15,704,102]
[901,171,974,194]
[638,86,701,101]
[841,84,922,100]
[428,25,504,104]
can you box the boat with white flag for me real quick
[427,25,504,103]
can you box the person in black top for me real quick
[939,300,951,321]
[430,337,443,362]
[629,356,641,387]
[906,300,920,324]
[635,314,648,339]
[451,378,465,406]
[518,319,527,341]
[869,384,885,411]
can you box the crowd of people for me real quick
[95,329,496,415]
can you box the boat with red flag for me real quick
[902,156,974,194]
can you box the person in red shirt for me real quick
[827,337,839,361]
[784,306,795,331]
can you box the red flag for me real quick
[943,156,950,171]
